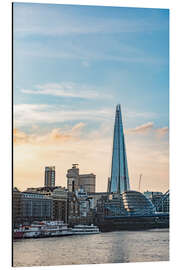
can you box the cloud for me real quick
[21,82,112,100]
[14,128,71,145]
[14,103,160,134]
[13,4,168,66]
[14,4,168,38]
[16,41,165,66]
[14,104,113,127]
[71,122,86,133]
[13,124,113,191]
[127,122,154,134]
[14,123,169,193]
[14,128,30,144]
[13,121,87,146]
[156,127,169,138]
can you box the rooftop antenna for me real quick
[138,174,143,192]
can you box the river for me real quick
[13,228,169,267]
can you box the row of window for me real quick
[23,194,46,199]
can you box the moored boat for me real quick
[13,228,24,239]
[40,220,73,237]
[71,224,100,235]
[23,223,42,238]
[13,222,100,238]
[13,220,73,239]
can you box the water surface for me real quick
[13,228,169,267]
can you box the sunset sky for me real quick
[13,3,169,193]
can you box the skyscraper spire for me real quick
[109,104,130,193]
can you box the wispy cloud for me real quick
[14,122,86,145]
[127,122,154,134]
[16,41,166,65]
[156,127,169,138]
[14,103,160,130]
[14,104,113,127]
[126,122,169,139]
[14,4,168,65]
[21,82,112,99]
[14,4,168,37]
[14,128,71,145]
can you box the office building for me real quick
[21,192,53,223]
[79,174,95,193]
[44,166,55,187]
[66,164,79,192]
[51,187,68,223]
[67,164,96,193]
[88,192,109,209]
[24,186,69,223]
[108,104,130,194]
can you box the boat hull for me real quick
[13,231,24,239]
[23,230,73,238]
[71,231,99,235]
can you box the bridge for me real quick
[156,190,169,212]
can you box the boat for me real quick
[13,220,73,239]
[13,227,24,239]
[13,222,100,239]
[22,222,43,238]
[71,224,100,235]
[40,220,73,237]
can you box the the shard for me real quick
[109,104,130,193]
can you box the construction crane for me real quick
[138,174,143,192]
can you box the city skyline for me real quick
[13,3,169,193]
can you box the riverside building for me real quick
[13,187,22,227]
[23,186,69,223]
[68,189,94,226]
[51,187,68,223]
[21,191,53,224]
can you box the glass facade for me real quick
[122,191,156,216]
[109,105,130,193]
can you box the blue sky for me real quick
[13,3,169,192]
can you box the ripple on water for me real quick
[13,229,169,267]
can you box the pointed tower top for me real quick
[116,104,121,111]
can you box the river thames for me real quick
[13,228,169,267]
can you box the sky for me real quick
[13,2,169,193]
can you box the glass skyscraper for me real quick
[109,104,130,193]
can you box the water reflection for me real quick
[13,229,169,267]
